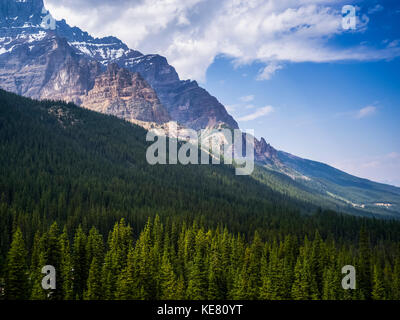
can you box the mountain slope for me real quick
[0,0,399,218]
[0,88,331,235]
[276,151,400,216]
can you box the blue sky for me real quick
[200,1,400,186]
[46,0,400,186]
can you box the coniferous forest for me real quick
[1,89,400,300]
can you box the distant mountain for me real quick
[0,0,399,217]
[276,152,400,216]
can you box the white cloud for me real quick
[368,4,384,14]
[238,105,274,121]
[356,105,377,119]
[240,95,255,102]
[44,0,400,82]
[257,61,283,80]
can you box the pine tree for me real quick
[30,231,46,300]
[186,229,208,300]
[393,256,400,300]
[72,225,87,299]
[260,241,285,300]
[115,247,139,300]
[160,249,178,299]
[245,231,263,299]
[357,226,372,299]
[175,275,187,300]
[59,227,73,300]
[86,227,104,268]
[310,231,324,298]
[322,266,340,300]
[291,239,317,300]
[207,236,225,300]
[372,264,386,300]
[102,219,133,299]
[84,257,103,300]
[135,218,158,299]
[46,222,62,300]
[5,228,29,300]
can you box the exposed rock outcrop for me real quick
[82,63,170,124]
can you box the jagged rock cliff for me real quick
[82,63,170,124]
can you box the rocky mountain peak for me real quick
[254,137,280,164]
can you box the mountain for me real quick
[0,0,399,217]
[0,0,170,125]
[0,0,237,130]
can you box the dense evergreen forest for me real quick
[1,89,400,300]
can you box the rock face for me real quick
[254,137,280,164]
[0,32,102,103]
[113,54,239,130]
[82,64,170,124]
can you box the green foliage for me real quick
[5,228,29,300]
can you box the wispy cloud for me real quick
[368,4,384,14]
[240,95,254,102]
[356,105,377,119]
[388,39,400,48]
[238,106,274,121]
[257,62,283,81]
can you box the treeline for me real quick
[3,217,400,300]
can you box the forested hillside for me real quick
[1,89,400,300]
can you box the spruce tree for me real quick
[59,227,73,300]
[102,219,133,299]
[84,257,103,300]
[30,231,46,300]
[357,227,372,299]
[371,264,386,300]
[5,228,29,300]
[160,249,178,300]
[72,225,87,299]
